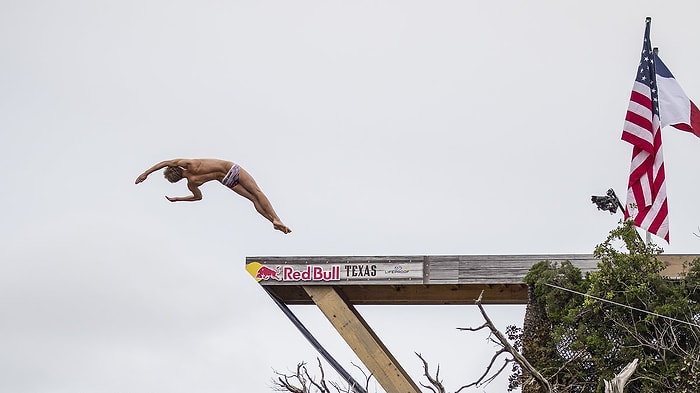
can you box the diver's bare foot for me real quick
[273,221,291,234]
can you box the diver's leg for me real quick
[232,168,291,234]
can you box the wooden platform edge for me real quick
[247,254,698,305]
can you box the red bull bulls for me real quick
[255,265,281,281]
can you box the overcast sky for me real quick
[2,1,700,392]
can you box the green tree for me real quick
[523,221,700,392]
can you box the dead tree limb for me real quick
[456,322,489,332]
[452,348,513,393]
[342,362,373,393]
[274,362,308,393]
[416,352,446,393]
[273,359,355,393]
[603,359,638,393]
[306,358,331,393]
[469,290,553,393]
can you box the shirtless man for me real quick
[135,158,291,234]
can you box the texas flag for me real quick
[654,53,700,137]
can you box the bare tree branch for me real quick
[456,322,489,332]
[350,362,373,392]
[273,363,308,393]
[305,359,330,393]
[416,352,445,393]
[453,348,513,392]
[469,290,553,393]
[273,360,352,393]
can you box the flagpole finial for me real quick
[646,16,652,23]
[653,47,659,55]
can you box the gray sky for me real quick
[2,1,700,392]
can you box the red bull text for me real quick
[282,265,340,282]
[253,264,341,282]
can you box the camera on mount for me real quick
[591,189,622,214]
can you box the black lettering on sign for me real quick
[344,264,378,277]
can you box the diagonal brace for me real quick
[303,285,421,393]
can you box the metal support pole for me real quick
[265,289,368,393]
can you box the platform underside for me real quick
[265,283,530,305]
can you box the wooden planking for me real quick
[658,254,699,278]
[426,254,600,284]
[249,254,602,286]
[249,255,425,265]
[249,254,698,305]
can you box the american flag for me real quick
[621,18,669,242]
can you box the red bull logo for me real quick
[247,262,340,283]
[247,262,281,282]
[255,265,281,281]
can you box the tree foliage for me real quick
[522,221,700,392]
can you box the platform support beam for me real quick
[303,286,421,393]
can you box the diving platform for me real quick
[246,254,693,305]
[246,254,696,393]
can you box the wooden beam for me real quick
[658,254,695,278]
[267,283,531,305]
[303,286,421,393]
[247,254,698,305]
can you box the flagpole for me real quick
[645,18,654,245]
[650,45,660,246]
